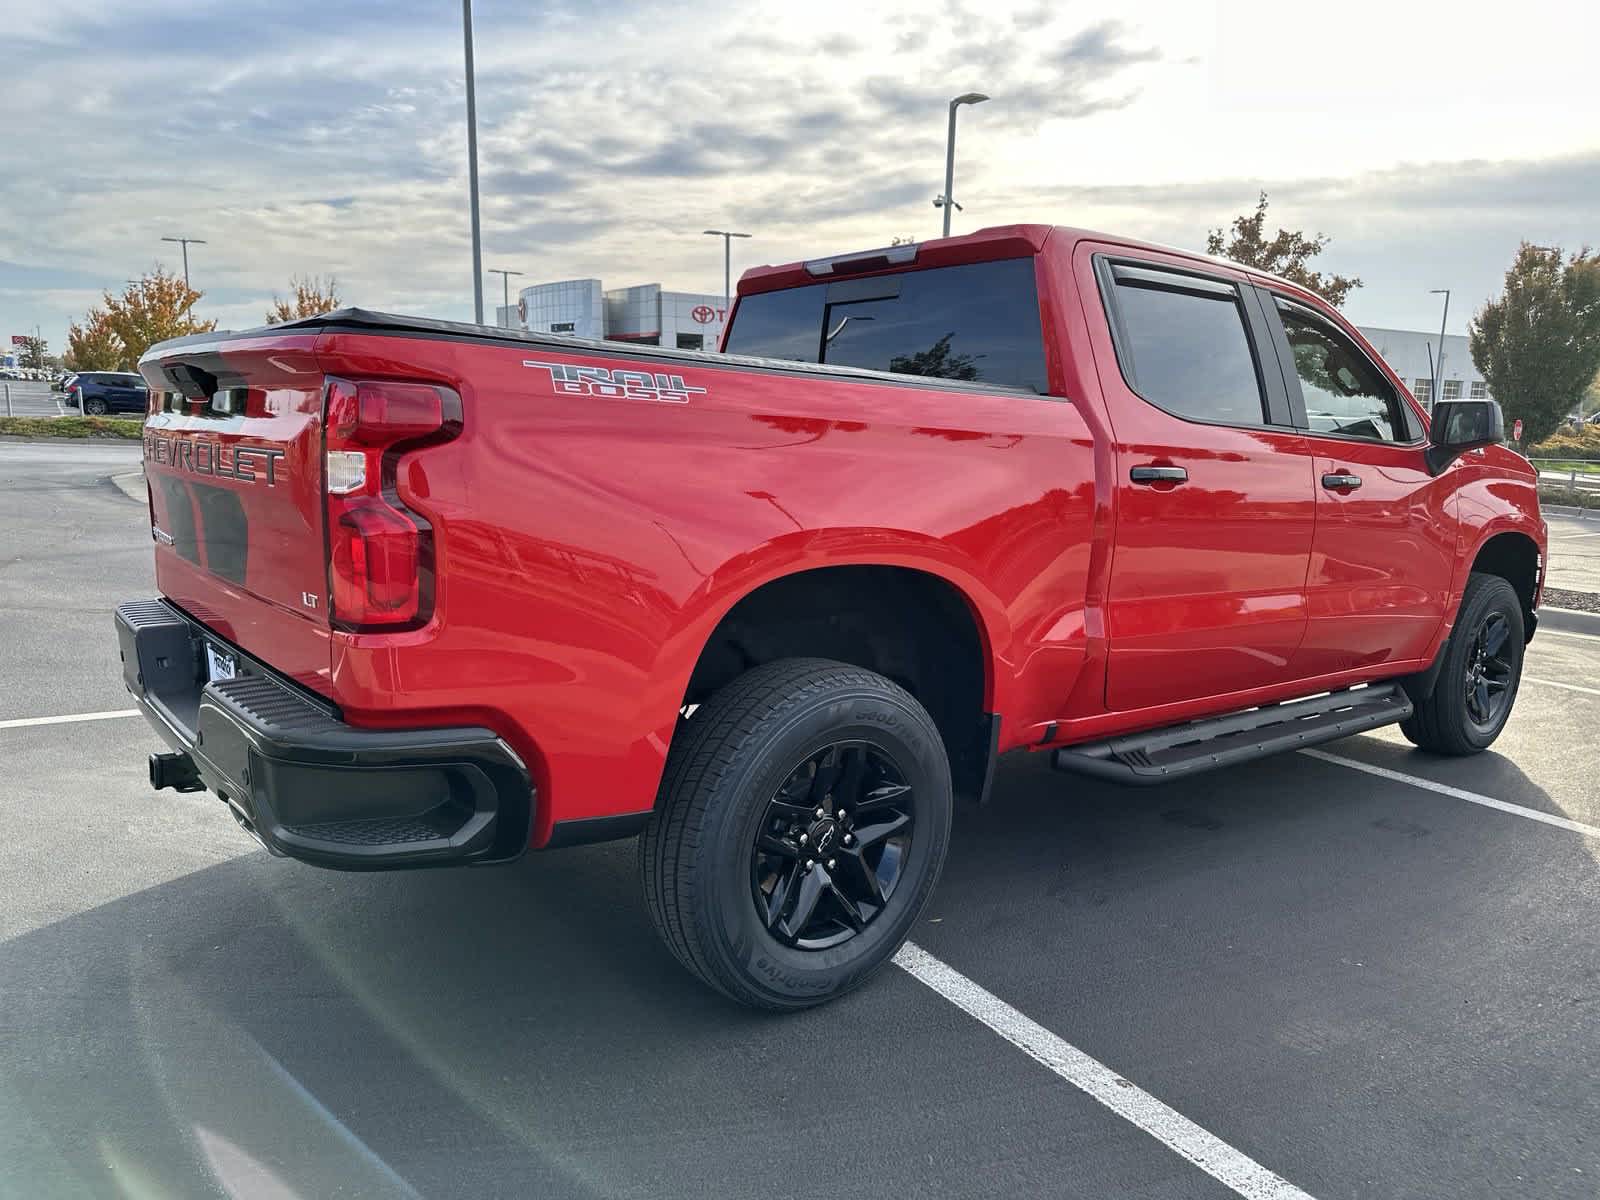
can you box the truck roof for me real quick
[737,222,1314,301]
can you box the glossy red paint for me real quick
[135,225,1545,849]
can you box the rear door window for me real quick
[1102,263,1268,427]
[724,257,1048,393]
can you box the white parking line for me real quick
[0,709,140,731]
[894,942,1316,1200]
[1301,749,1600,840]
[1526,676,1600,698]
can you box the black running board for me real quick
[1051,683,1413,786]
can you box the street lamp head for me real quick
[704,230,752,239]
[951,92,989,107]
[1430,288,1449,295]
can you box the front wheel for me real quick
[83,397,109,415]
[1401,572,1525,755]
[639,658,952,1010]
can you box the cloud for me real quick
[1,0,1594,352]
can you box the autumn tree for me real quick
[266,275,342,324]
[16,335,48,370]
[1470,243,1600,448]
[98,269,216,365]
[1206,192,1362,307]
[66,310,126,371]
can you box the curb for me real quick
[110,470,145,503]
[1539,606,1600,638]
[1542,503,1600,520]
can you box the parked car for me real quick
[117,223,1545,1010]
[67,371,148,415]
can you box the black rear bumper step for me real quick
[1052,683,1413,786]
[115,598,533,870]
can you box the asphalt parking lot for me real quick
[0,378,74,417]
[3,438,1599,1200]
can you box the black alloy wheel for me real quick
[751,743,915,951]
[1464,610,1515,728]
[1400,571,1524,755]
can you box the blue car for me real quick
[68,371,148,415]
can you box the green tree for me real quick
[101,269,215,365]
[888,332,980,381]
[16,335,48,369]
[65,310,125,371]
[1206,192,1362,307]
[1469,243,1600,448]
[266,274,342,324]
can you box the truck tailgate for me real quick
[138,332,332,696]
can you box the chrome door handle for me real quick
[1129,466,1188,484]
[1322,473,1362,490]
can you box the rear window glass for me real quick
[1109,271,1266,426]
[724,258,1048,393]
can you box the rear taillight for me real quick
[323,378,461,632]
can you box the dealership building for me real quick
[496,279,729,352]
[1356,326,1490,409]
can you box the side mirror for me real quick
[1425,399,1505,475]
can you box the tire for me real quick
[1400,572,1524,755]
[83,397,108,415]
[639,658,952,1010]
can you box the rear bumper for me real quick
[114,598,533,870]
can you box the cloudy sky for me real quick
[2,0,1596,355]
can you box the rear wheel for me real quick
[83,396,108,415]
[640,658,952,1009]
[1400,572,1524,755]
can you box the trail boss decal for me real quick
[143,432,285,486]
[522,360,707,404]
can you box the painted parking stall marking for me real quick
[0,709,140,731]
[1302,748,1600,840]
[894,942,1317,1200]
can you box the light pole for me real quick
[462,0,485,324]
[489,268,524,327]
[160,236,207,288]
[702,230,752,312]
[935,92,988,238]
[1429,288,1450,409]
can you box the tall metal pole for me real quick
[462,0,485,325]
[489,268,523,328]
[1430,288,1450,409]
[703,230,752,313]
[941,105,959,239]
[937,94,989,237]
[161,236,207,288]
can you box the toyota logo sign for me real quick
[691,305,716,325]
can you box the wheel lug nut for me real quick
[842,833,853,845]
[836,808,845,819]
[827,858,836,870]
[798,833,807,845]
[804,859,814,870]
[815,807,826,819]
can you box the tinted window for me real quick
[724,258,1048,393]
[1110,272,1265,425]
[1276,302,1414,442]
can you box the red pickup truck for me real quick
[120,224,1545,1008]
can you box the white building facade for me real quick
[1356,326,1490,409]
[496,279,729,352]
